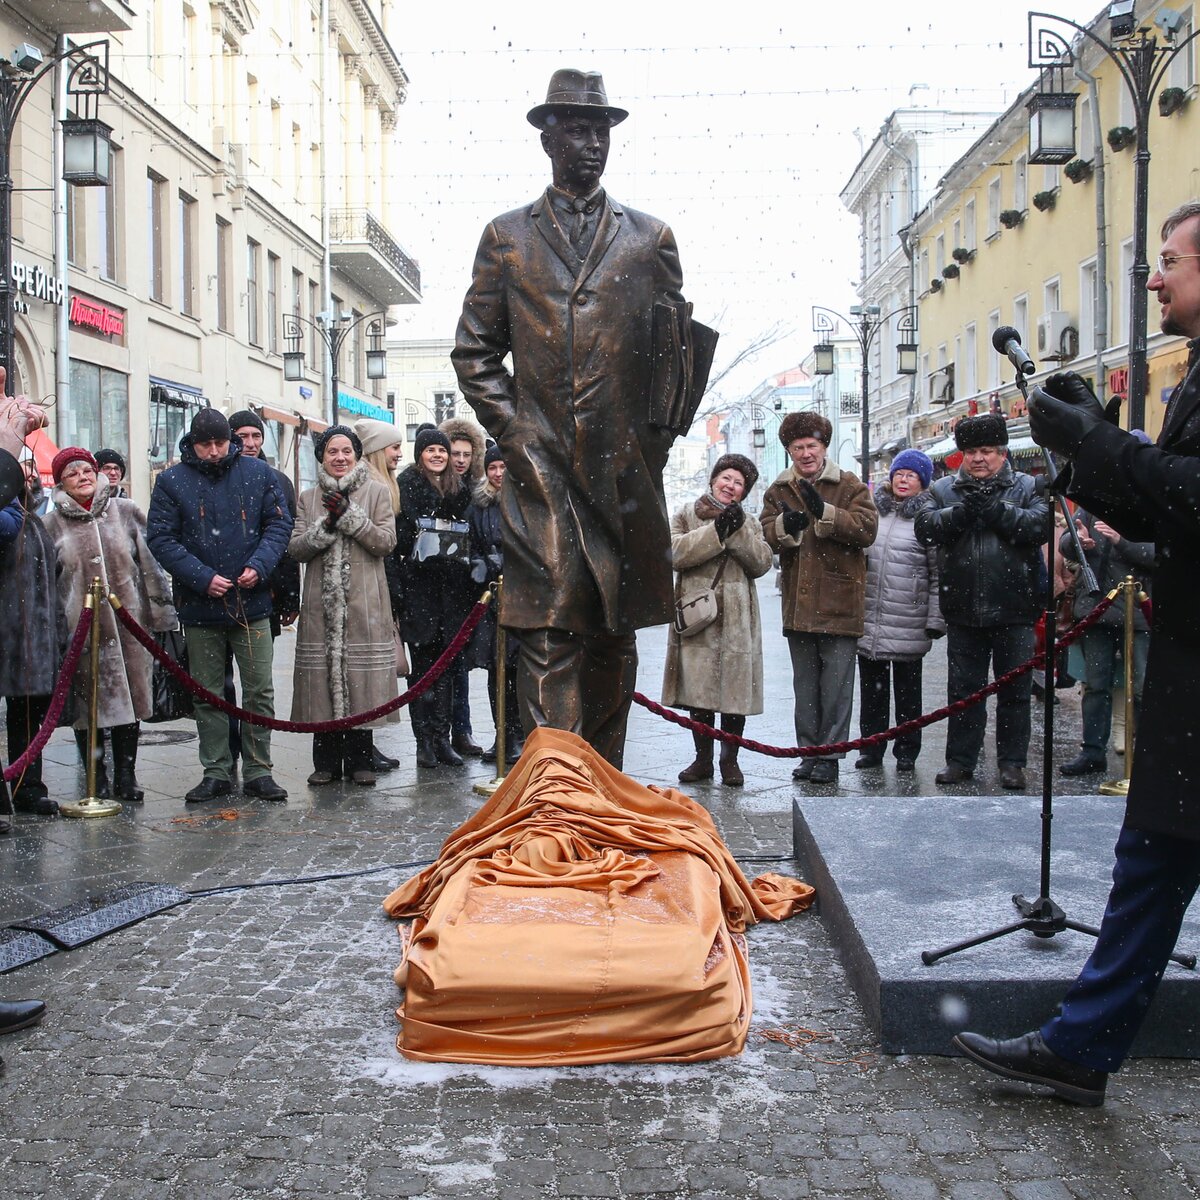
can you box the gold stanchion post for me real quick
[475,577,507,797]
[1100,574,1139,797]
[61,578,123,818]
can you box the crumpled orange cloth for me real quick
[383,727,814,1065]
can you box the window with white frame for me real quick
[1014,294,1029,350]
[1014,154,1028,212]
[1044,277,1061,317]
[952,218,962,252]
[964,323,977,397]
[1042,163,1060,192]
[1119,237,1134,344]
[964,198,977,250]
[920,247,930,293]
[935,233,945,276]
[1079,94,1095,161]
[987,177,1001,237]
[987,310,1001,388]
[1170,10,1195,89]
[1079,259,1099,356]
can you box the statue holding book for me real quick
[452,68,716,767]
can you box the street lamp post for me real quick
[1027,6,1200,431]
[0,40,112,393]
[282,310,389,424]
[811,304,918,482]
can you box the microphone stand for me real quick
[922,368,1195,970]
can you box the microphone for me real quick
[991,325,1036,377]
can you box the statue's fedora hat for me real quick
[527,69,628,129]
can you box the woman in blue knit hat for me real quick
[854,449,943,772]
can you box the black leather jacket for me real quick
[914,461,1048,627]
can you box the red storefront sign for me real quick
[1108,366,1129,398]
[68,293,126,339]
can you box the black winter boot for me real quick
[110,723,144,803]
[678,710,715,783]
[719,714,746,787]
[74,728,110,798]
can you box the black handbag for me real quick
[147,628,194,723]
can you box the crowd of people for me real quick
[0,403,527,816]
[662,406,1150,793]
[0,394,1150,818]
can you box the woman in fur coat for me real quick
[395,427,475,769]
[289,427,399,786]
[855,450,944,771]
[0,461,67,816]
[661,454,773,787]
[43,448,177,804]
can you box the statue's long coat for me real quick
[452,189,685,634]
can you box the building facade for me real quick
[840,106,1004,473]
[4,0,419,504]
[906,1,1197,457]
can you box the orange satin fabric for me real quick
[383,727,814,1065]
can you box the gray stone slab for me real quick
[793,793,1200,1056]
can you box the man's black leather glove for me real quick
[797,479,825,519]
[781,505,809,538]
[961,488,990,514]
[1030,371,1119,458]
[979,498,1006,526]
[945,503,970,533]
[713,502,744,541]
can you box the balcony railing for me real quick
[329,208,421,295]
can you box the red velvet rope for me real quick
[112,596,490,734]
[633,594,1119,759]
[1139,596,1152,623]
[3,607,94,783]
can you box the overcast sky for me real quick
[387,0,1101,405]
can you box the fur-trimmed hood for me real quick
[471,475,501,508]
[439,416,487,482]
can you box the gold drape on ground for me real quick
[383,726,814,1065]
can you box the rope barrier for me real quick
[3,608,94,783]
[110,592,491,734]
[633,594,1119,759]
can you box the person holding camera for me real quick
[395,426,474,769]
[915,414,1048,790]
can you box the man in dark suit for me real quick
[954,201,1200,1106]
[453,69,698,767]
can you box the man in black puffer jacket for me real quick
[915,414,1048,790]
[147,408,293,803]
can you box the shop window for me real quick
[149,386,202,475]
[70,361,130,458]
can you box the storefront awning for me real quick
[256,405,300,427]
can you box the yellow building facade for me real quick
[910,1,1198,450]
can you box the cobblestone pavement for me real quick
[2,578,1193,1200]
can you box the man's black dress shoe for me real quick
[953,1030,1107,1106]
[809,759,839,784]
[791,759,815,781]
[434,738,464,766]
[935,763,974,785]
[1000,765,1027,790]
[243,776,288,802]
[1060,752,1106,777]
[184,777,233,804]
[0,998,46,1035]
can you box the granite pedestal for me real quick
[793,794,1200,1056]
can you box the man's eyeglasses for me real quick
[1157,253,1200,274]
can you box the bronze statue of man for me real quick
[453,69,712,768]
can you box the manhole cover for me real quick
[138,729,197,747]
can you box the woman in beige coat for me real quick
[44,448,177,803]
[289,427,398,786]
[661,454,773,787]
